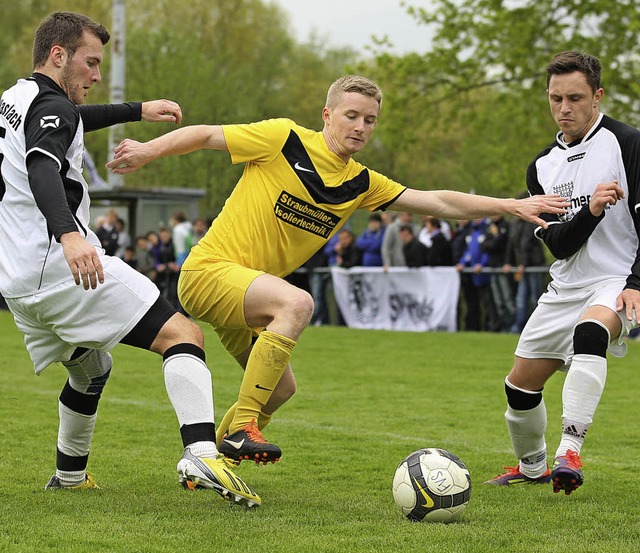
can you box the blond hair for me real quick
[325,75,383,109]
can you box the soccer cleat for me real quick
[44,473,100,490]
[551,450,584,495]
[219,418,281,465]
[485,465,552,485]
[177,448,261,509]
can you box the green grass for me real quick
[0,309,639,552]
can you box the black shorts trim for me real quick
[120,295,176,350]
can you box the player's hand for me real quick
[589,181,623,217]
[106,139,152,174]
[140,99,182,124]
[60,232,104,290]
[512,194,569,228]
[616,288,640,322]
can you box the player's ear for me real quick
[50,45,66,67]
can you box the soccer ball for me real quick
[392,448,471,523]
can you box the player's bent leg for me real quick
[121,296,260,505]
[486,357,561,486]
[223,276,311,463]
[552,317,611,495]
[46,348,111,490]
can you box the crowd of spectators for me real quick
[77,207,546,334]
[301,210,547,332]
[93,209,211,313]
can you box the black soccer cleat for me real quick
[219,418,282,465]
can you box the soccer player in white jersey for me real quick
[0,11,259,508]
[486,51,640,494]
[106,74,568,467]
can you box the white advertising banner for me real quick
[330,266,460,332]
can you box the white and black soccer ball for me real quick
[392,448,471,523]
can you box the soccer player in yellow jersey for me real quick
[107,75,567,465]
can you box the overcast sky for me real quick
[272,0,435,54]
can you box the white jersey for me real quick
[529,113,640,290]
[0,73,100,298]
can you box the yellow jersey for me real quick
[183,118,406,276]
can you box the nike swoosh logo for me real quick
[415,479,435,509]
[255,384,273,391]
[294,161,314,173]
[223,438,245,450]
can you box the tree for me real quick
[356,0,640,195]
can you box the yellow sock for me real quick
[217,404,273,444]
[230,330,295,433]
[258,410,272,430]
[216,402,237,445]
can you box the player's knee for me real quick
[155,313,204,352]
[573,320,609,358]
[505,377,542,411]
[63,349,112,395]
[287,289,314,326]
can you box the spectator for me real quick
[335,228,362,268]
[134,235,157,283]
[456,218,494,331]
[95,208,119,256]
[419,215,453,247]
[422,217,453,266]
[155,227,180,307]
[483,215,516,332]
[506,215,547,333]
[381,212,419,268]
[304,247,330,326]
[122,245,137,269]
[356,212,386,266]
[114,217,129,259]
[192,217,209,245]
[171,211,194,266]
[323,229,347,326]
[399,224,430,267]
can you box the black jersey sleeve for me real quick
[537,207,604,259]
[27,153,78,240]
[78,102,142,132]
[526,156,605,259]
[24,91,78,167]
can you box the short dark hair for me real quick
[399,224,414,235]
[546,51,601,93]
[33,11,110,69]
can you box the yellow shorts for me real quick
[178,261,264,357]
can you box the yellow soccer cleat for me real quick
[45,473,100,490]
[177,448,261,509]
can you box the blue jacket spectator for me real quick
[458,218,491,287]
[356,213,385,266]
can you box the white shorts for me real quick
[7,256,159,374]
[515,278,636,367]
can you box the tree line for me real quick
[2,0,638,216]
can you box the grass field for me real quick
[1,309,639,552]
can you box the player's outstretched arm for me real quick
[390,188,568,229]
[106,125,226,174]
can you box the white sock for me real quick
[163,352,217,457]
[57,403,97,458]
[555,354,606,458]
[505,379,548,478]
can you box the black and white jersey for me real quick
[0,73,140,298]
[529,113,640,290]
